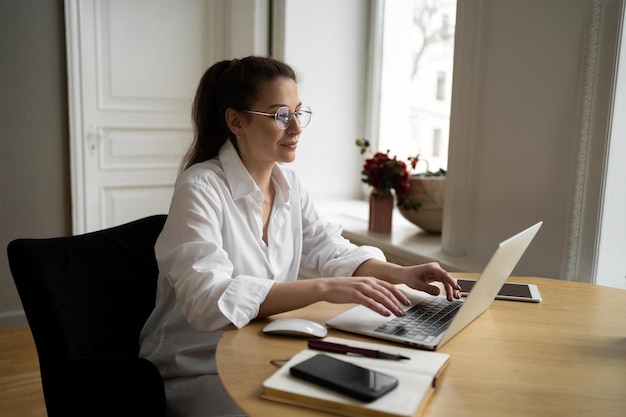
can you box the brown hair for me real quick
[180,56,298,172]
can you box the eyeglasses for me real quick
[245,106,312,130]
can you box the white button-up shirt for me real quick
[139,141,384,379]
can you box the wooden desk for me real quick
[216,275,626,417]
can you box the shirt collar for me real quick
[218,140,292,203]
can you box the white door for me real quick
[65,0,269,233]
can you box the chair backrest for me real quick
[7,215,167,362]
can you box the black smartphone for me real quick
[456,278,542,302]
[290,354,398,402]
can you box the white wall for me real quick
[444,0,625,287]
[275,0,369,201]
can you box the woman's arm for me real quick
[257,275,411,319]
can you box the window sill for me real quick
[301,199,484,277]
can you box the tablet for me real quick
[456,278,542,302]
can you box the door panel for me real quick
[100,127,190,169]
[103,184,175,227]
[100,1,210,111]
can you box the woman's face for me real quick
[234,77,303,169]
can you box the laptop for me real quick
[326,222,543,351]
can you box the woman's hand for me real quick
[318,276,412,317]
[395,262,462,301]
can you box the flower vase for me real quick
[397,176,445,233]
[368,189,393,233]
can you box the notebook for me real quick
[261,336,450,417]
[326,221,542,351]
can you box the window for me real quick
[433,128,442,157]
[436,71,446,101]
[441,13,451,41]
[374,0,456,173]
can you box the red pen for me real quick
[308,339,410,361]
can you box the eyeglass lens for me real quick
[276,106,312,129]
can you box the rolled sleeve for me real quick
[218,276,275,328]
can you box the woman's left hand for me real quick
[396,262,461,301]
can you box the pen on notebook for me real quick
[308,339,410,361]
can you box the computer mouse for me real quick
[262,318,328,338]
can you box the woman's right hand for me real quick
[317,276,411,317]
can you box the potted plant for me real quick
[357,139,445,233]
[356,139,418,233]
[399,155,446,233]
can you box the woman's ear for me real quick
[225,108,244,136]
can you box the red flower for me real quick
[357,138,439,210]
[361,150,411,205]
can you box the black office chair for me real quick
[7,215,168,417]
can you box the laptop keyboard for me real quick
[374,297,463,342]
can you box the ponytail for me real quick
[180,56,297,173]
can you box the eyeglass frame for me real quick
[244,105,312,130]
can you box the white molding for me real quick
[271,0,286,59]
[364,0,384,147]
[564,0,603,282]
[565,0,623,283]
[441,0,484,257]
[99,126,192,170]
[207,0,227,60]
[65,0,86,234]
[226,0,270,57]
[254,0,271,55]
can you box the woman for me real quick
[139,56,461,417]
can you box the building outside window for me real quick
[376,0,456,173]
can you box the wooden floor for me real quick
[0,326,46,417]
